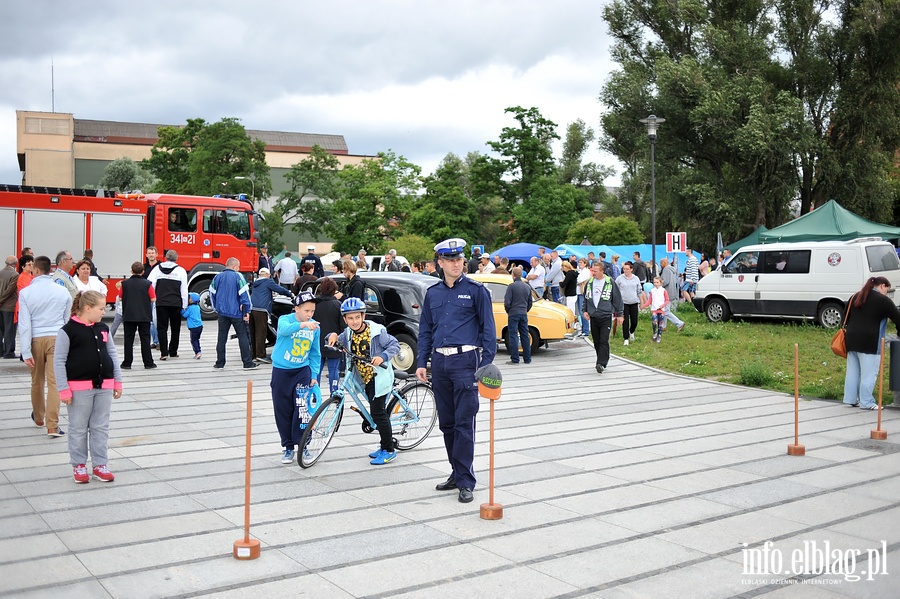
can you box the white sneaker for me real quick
[623,339,629,346]
[629,334,636,341]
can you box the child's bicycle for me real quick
[297,344,437,468]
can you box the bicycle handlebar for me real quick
[329,341,390,369]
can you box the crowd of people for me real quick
[0,236,722,492]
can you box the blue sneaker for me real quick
[281,448,295,464]
[368,448,381,458]
[370,450,396,465]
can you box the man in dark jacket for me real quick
[0,255,19,358]
[120,262,157,369]
[302,245,325,278]
[147,250,188,359]
[583,262,624,374]
[257,243,274,274]
[467,247,482,274]
[503,266,533,364]
[249,267,291,363]
[210,257,256,369]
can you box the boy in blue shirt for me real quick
[181,292,203,359]
[270,291,321,464]
[326,297,400,465]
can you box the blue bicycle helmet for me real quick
[340,297,367,314]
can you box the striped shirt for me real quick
[684,255,700,283]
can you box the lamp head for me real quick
[639,115,666,140]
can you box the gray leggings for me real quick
[66,388,113,466]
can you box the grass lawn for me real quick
[608,303,867,402]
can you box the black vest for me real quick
[60,319,114,386]
[122,275,153,322]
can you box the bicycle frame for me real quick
[334,363,422,432]
[297,343,436,468]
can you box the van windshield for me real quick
[866,245,900,272]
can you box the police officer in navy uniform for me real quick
[302,245,325,279]
[416,238,496,503]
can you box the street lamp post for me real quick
[639,115,665,279]
[233,176,255,200]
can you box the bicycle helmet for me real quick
[340,297,367,314]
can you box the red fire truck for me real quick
[0,185,260,319]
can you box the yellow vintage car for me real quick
[469,273,577,352]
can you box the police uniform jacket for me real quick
[417,273,496,368]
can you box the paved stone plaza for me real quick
[1,320,899,598]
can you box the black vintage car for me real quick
[296,272,439,373]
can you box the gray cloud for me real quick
[0,0,620,185]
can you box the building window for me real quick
[25,117,70,135]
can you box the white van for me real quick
[692,238,900,328]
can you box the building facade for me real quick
[15,110,368,197]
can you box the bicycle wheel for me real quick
[387,381,437,450]
[298,397,343,468]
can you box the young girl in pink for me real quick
[54,291,123,483]
[641,276,670,343]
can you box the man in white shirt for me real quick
[274,252,299,287]
[525,256,546,298]
[479,254,496,274]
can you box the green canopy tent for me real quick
[271,249,302,265]
[758,200,900,243]
[725,226,768,253]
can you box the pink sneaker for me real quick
[73,464,89,484]
[92,465,115,482]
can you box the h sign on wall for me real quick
[666,232,687,253]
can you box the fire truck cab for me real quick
[0,185,259,319]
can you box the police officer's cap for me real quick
[434,238,467,259]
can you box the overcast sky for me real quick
[0,1,621,186]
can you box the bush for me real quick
[738,362,774,387]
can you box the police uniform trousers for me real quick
[431,350,479,489]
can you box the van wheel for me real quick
[705,298,730,323]
[818,302,844,329]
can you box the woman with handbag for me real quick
[843,276,900,409]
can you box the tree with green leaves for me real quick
[323,151,421,253]
[559,119,616,217]
[600,0,900,249]
[594,216,643,246]
[565,217,605,245]
[406,153,479,244]
[96,157,156,193]
[512,177,580,247]
[270,145,341,241]
[141,117,271,201]
[487,106,560,206]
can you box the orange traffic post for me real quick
[477,365,503,520]
[788,343,806,456]
[234,380,261,559]
[872,338,888,441]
